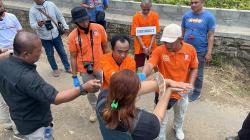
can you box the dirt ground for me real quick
[0,45,249,140]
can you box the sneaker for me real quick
[189,93,201,102]
[174,128,184,140]
[52,70,60,77]
[65,68,72,74]
[89,110,97,122]
[225,136,240,140]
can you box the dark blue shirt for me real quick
[82,0,109,22]
[0,55,58,135]
[182,10,216,53]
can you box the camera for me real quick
[44,20,54,30]
[84,62,94,74]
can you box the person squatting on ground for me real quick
[0,31,101,140]
[182,0,216,102]
[68,6,109,122]
[142,24,198,140]
[131,0,160,70]
[0,0,22,137]
[100,34,136,89]
[29,0,71,77]
[81,0,109,28]
[96,69,193,140]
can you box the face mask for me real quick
[76,23,90,34]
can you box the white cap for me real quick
[160,24,182,43]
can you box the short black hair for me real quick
[110,35,130,50]
[13,31,39,56]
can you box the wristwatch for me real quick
[79,84,88,96]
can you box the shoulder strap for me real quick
[37,8,59,28]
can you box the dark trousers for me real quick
[41,35,70,71]
[238,112,250,140]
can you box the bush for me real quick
[135,0,250,10]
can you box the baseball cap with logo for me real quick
[160,24,182,43]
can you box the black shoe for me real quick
[225,136,240,140]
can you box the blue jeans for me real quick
[192,52,206,98]
[41,36,70,71]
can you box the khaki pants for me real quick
[80,71,103,109]
[0,93,18,134]
[158,96,189,140]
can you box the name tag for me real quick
[136,26,156,36]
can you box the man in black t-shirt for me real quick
[0,31,101,139]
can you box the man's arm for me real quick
[148,35,156,53]
[29,9,40,30]
[101,41,110,53]
[0,50,12,60]
[182,28,186,38]
[205,31,215,62]
[80,1,94,9]
[188,68,198,87]
[70,52,78,76]
[142,63,154,76]
[53,3,69,30]
[53,79,101,105]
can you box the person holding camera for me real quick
[0,31,101,139]
[100,34,136,89]
[29,0,71,77]
[80,0,109,28]
[68,6,109,122]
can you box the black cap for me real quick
[71,6,89,23]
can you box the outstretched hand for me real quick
[83,79,101,93]
[166,79,193,90]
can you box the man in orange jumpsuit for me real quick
[100,35,136,89]
[131,0,160,69]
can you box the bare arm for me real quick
[138,81,158,96]
[53,87,81,105]
[153,88,171,122]
[54,80,101,105]
[102,42,111,54]
[149,35,156,48]
[0,50,12,60]
[137,36,145,49]
[189,68,198,86]
[70,52,78,76]
[142,63,154,76]
[205,31,215,62]
[80,2,90,8]
[182,28,186,38]
[148,35,156,53]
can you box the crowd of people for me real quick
[0,0,249,140]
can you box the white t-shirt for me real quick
[0,13,22,49]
